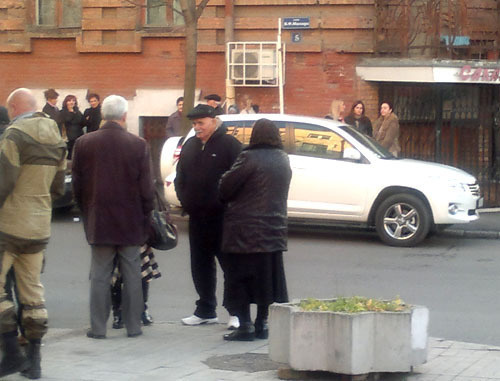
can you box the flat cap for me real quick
[187,104,216,119]
[204,94,221,102]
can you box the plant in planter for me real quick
[269,296,428,375]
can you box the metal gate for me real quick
[379,83,500,207]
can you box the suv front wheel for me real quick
[375,193,431,247]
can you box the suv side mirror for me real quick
[343,147,361,161]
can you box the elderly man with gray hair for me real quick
[0,88,66,379]
[72,95,154,339]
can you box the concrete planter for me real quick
[268,300,429,375]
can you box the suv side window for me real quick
[223,120,287,148]
[288,122,354,160]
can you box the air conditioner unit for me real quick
[230,49,277,81]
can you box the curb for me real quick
[442,229,500,239]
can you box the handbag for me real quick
[148,188,178,251]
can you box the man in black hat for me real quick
[174,104,241,329]
[204,94,224,116]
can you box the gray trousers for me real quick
[90,245,143,336]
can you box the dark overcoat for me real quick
[60,107,84,141]
[72,121,154,245]
[82,105,102,133]
[219,145,292,254]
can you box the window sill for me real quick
[27,26,81,38]
[140,25,185,37]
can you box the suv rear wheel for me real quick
[375,193,431,247]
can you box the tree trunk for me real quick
[182,21,198,135]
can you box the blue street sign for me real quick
[283,17,310,30]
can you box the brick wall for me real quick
[0,38,375,120]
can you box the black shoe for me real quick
[141,310,153,326]
[0,335,29,378]
[254,319,269,340]
[112,315,124,329]
[127,331,143,338]
[86,330,106,339]
[20,342,42,379]
[223,324,255,341]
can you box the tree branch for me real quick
[195,0,210,20]
[121,0,184,18]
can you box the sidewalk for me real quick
[2,212,498,380]
[443,208,500,239]
[3,321,500,381]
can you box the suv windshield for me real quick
[338,125,395,159]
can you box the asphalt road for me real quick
[44,211,500,346]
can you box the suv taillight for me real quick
[173,137,185,162]
[173,146,182,161]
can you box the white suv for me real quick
[161,114,482,247]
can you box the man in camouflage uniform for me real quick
[0,88,66,379]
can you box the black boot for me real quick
[254,319,269,340]
[223,323,255,341]
[20,341,41,379]
[0,332,29,377]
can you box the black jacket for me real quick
[42,103,62,134]
[175,124,241,217]
[61,107,84,141]
[82,105,102,133]
[344,114,373,137]
[219,145,292,254]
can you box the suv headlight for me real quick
[447,180,467,192]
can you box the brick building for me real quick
[0,0,499,205]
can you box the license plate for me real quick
[477,197,484,208]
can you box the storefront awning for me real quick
[356,58,500,85]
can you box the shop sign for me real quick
[459,65,500,82]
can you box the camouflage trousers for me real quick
[0,249,48,340]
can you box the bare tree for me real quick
[375,0,467,58]
[123,0,209,134]
[179,0,210,134]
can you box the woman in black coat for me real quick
[344,100,373,137]
[60,94,83,159]
[219,118,292,341]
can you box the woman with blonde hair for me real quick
[325,99,345,122]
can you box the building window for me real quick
[146,0,166,25]
[37,0,81,27]
[146,0,184,26]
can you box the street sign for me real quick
[283,17,310,30]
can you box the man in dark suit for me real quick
[72,95,154,339]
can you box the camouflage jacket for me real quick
[0,112,66,249]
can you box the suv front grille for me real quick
[468,183,480,197]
